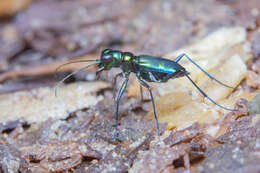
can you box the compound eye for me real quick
[102,54,113,63]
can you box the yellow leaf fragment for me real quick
[159,102,220,130]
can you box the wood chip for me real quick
[0,81,110,123]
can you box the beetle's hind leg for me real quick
[185,74,237,111]
[174,53,237,90]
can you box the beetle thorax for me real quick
[120,52,135,72]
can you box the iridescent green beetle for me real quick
[56,49,237,138]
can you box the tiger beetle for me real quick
[56,49,237,139]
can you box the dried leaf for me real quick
[130,144,190,173]
[0,139,29,173]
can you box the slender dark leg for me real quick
[174,53,186,63]
[95,67,104,80]
[137,78,160,137]
[114,76,129,138]
[140,85,144,101]
[185,74,236,111]
[113,72,124,100]
[174,53,236,90]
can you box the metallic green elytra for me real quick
[57,48,237,140]
[135,55,183,82]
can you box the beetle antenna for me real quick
[55,61,100,97]
[55,59,100,74]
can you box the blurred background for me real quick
[0,0,259,94]
[0,1,260,172]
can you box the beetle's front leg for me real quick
[114,75,129,139]
[113,72,124,100]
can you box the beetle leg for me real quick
[114,75,129,139]
[161,73,176,82]
[113,72,124,100]
[95,67,104,80]
[137,77,161,138]
[174,53,185,63]
[174,53,236,90]
[185,74,236,111]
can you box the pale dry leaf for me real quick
[165,27,246,60]
[0,81,110,123]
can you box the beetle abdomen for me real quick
[134,55,187,82]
